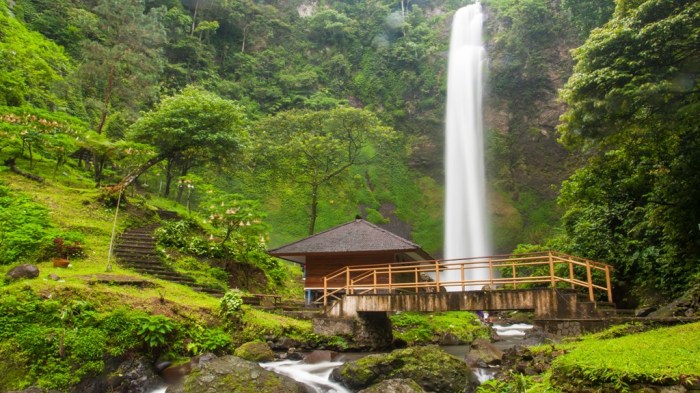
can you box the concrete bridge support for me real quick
[312,312,393,350]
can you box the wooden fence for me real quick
[317,251,613,306]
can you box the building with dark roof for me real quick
[268,218,434,302]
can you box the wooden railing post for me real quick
[585,259,594,302]
[414,267,419,293]
[388,265,393,294]
[373,270,378,294]
[323,276,327,306]
[488,257,494,287]
[605,265,613,303]
[346,268,352,295]
[512,263,517,289]
[569,259,575,289]
[548,251,555,288]
[435,260,440,292]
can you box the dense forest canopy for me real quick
[1,0,698,304]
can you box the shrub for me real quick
[186,327,233,355]
[136,314,177,349]
[220,289,244,320]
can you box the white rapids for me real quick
[261,360,351,393]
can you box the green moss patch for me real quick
[390,311,490,345]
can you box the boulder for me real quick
[303,350,338,364]
[166,355,304,393]
[6,264,39,281]
[332,346,478,393]
[358,379,426,393]
[70,357,161,393]
[465,338,503,368]
[286,348,303,361]
[439,332,461,346]
[233,341,275,362]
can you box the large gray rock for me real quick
[70,357,161,393]
[358,379,426,393]
[332,346,478,393]
[167,355,304,393]
[465,338,503,368]
[6,264,39,281]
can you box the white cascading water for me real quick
[442,1,490,290]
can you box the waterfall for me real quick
[442,2,490,290]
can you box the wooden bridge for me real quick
[310,252,617,346]
[317,251,613,307]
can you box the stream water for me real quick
[145,322,533,393]
[259,322,534,392]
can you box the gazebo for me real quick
[268,218,434,303]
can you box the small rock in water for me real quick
[440,332,461,346]
[287,348,303,361]
[465,338,503,368]
[303,350,338,364]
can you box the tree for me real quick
[77,0,166,135]
[0,2,72,109]
[256,107,395,234]
[120,86,248,191]
[557,0,700,300]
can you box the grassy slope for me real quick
[0,157,306,327]
[490,323,700,393]
[550,322,700,389]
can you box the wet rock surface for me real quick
[358,378,426,393]
[332,345,477,393]
[166,355,304,393]
[465,338,503,368]
[70,356,161,393]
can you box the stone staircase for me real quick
[114,210,224,297]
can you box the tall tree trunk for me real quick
[164,159,174,197]
[96,63,116,135]
[308,183,319,235]
[191,0,200,35]
[175,164,189,202]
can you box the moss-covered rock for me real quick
[331,346,477,393]
[167,355,303,393]
[233,341,275,362]
[358,378,426,393]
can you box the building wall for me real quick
[305,252,397,289]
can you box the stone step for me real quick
[157,210,180,220]
[115,248,160,257]
[114,242,156,250]
[117,255,163,265]
[118,234,156,240]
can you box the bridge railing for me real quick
[317,251,613,306]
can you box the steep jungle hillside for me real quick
[2,0,612,257]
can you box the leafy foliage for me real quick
[557,0,700,299]
[390,311,489,345]
[0,2,72,109]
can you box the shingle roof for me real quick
[268,219,427,256]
